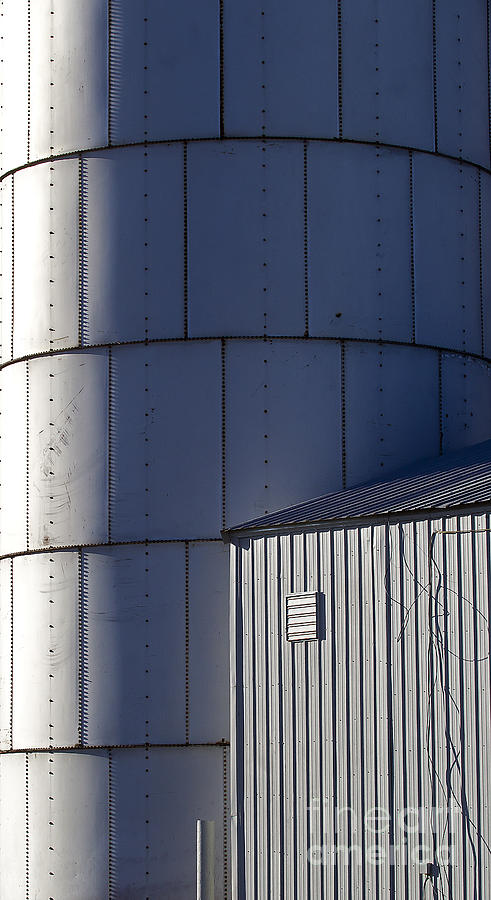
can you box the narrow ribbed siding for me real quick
[232,512,491,899]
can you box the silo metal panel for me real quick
[28,352,109,549]
[85,147,184,344]
[223,0,338,136]
[187,141,305,337]
[28,751,109,899]
[84,544,186,746]
[0,754,26,896]
[341,0,434,151]
[0,362,27,555]
[441,354,491,453]
[14,160,79,358]
[12,553,79,750]
[0,1,28,173]
[480,171,491,358]
[30,0,108,159]
[344,343,440,487]
[108,0,219,144]
[188,542,229,743]
[111,747,224,898]
[0,560,12,750]
[435,0,489,167]
[225,340,342,527]
[308,142,412,342]
[413,154,481,354]
[0,176,13,364]
[110,342,222,541]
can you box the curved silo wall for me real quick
[0,1,491,896]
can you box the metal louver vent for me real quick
[286,592,319,642]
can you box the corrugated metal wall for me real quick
[232,513,491,898]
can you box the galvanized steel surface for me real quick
[1,1,491,171]
[231,514,491,898]
[1,0,491,896]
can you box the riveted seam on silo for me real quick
[77,157,88,348]
[185,541,190,745]
[488,0,491,168]
[432,0,438,153]
[221,339,227,529]
[341,340,346,490]
[4,335,491,373]
[479,170,485,357]
[25,752,29,898]
[409,151,416,343]
[5,135,491,186]
[107,0,113,147]
[303,141,309,338]
[337,0,343,139]
[219,0,224,138]
[77,549,88,747]
[108,748,114,899]
[183,142,188,339]
[26,0,30,164]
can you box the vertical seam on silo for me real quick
[488,0,491,167]
[223,744,228,899]
[107,0,112,146]
[432,0,438,153]
[183,142,188,339]
[340,341,346,488]
[409,152,415,343]
[438,351,443,454]
[479,171,485,357]
[108,348,113,543]
[221,339,227,529]
[185,541,190,743]
[219,0,224,137]
[78,157,88,347]
[11,174,14,360]
[26,0,30,163]
[25,753,29,898]
[78,548,87,746]
[26,361,29,551]
[108,748,114,899]
[337,0,343,139]
[303,142,309,337]
[9,558,13,750]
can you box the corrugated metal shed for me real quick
[225,440,491,534]
[230,514,491,898]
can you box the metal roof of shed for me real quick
[225,440,491,534]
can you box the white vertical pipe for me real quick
[196,819,215,900]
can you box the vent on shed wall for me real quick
[285,592,319,641]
